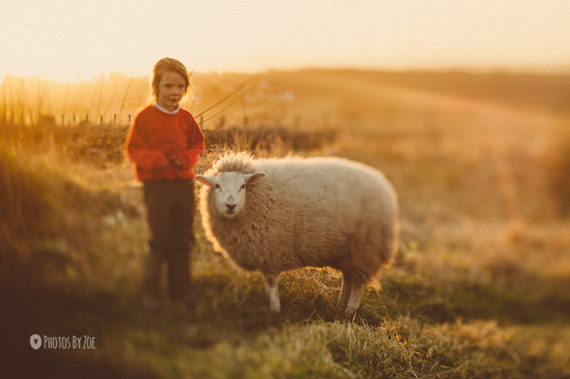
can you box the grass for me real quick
[2,69,570,378]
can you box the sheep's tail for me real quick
[381,218,401,269]
[386,241,409,270]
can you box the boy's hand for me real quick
[171,155,184,169]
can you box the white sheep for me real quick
[196,152,399,313]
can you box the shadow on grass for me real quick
[1,283,159,378]
[1,271,314,378]
[3,255,570,378]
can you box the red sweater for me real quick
[125,105,205,181]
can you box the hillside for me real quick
[1,69,570,378]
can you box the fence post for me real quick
[128,114,131,124]
[114,114,117,124]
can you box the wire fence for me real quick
[2,73,260,130]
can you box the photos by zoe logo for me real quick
[30,334,42,350]
[29,334,96,350]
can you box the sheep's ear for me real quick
[245,172,266,185]
[196,175,217,187]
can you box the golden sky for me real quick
[2,0,570,82]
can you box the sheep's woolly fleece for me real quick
[198,152,399,286]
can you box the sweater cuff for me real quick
[178,153,190,169]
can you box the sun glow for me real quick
[1,1,570,82]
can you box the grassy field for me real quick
[1,69,570,378]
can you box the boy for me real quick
[125,57,205,310]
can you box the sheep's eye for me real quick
[215,184,220,190]
[240,185,245,191]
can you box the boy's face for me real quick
[156,71,186,112]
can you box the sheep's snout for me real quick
[222,194,239,218]
[224,203,238,217]
[222,202,239,218]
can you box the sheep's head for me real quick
[196,172,266,219]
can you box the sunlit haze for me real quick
[2,0,570,82]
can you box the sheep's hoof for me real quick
[269,301,281,313]
[344,306,357,315]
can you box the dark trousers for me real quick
[141,179,196,302]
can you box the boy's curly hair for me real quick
[151,57,190,99]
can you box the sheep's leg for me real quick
[345,281,364,314]
[337,273,353,309]
[264,274,281,312]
